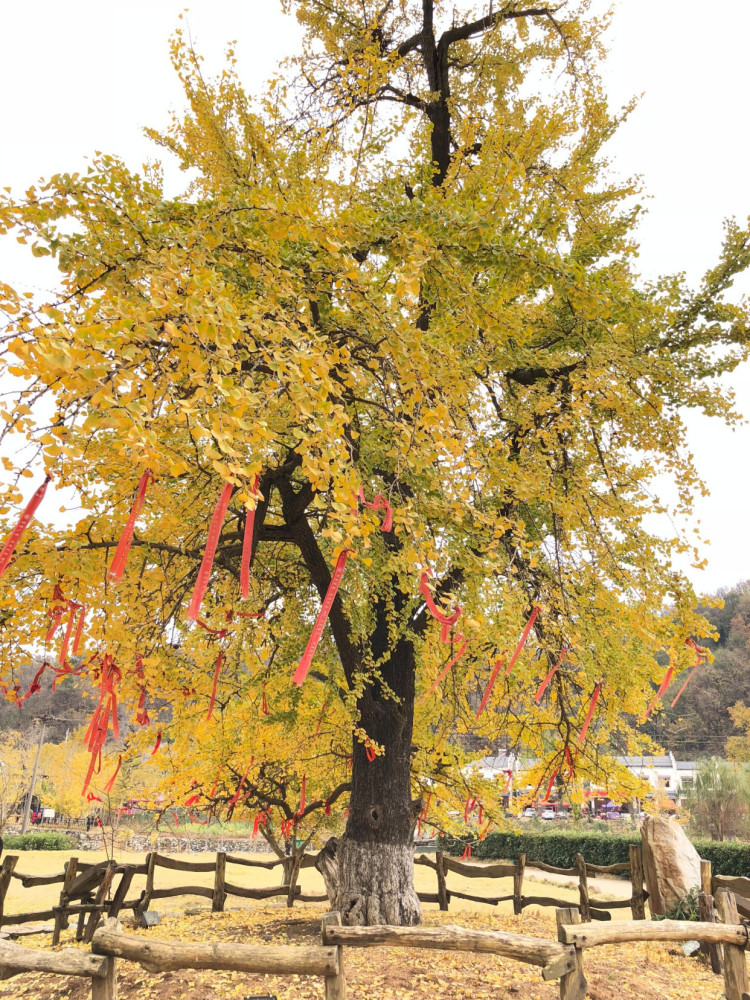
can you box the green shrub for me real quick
[441,829,641,867]
[441,828,750,878]
[3,832,74,851]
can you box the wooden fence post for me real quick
[698,890,723,975]
[321,911,347,1000]
[0,855,18,924]
[213,853,226,913]
[513,854,526,915]
[715,889,749,1000]
[134,852,155,921]
[700,858,712,898]
[91,919,119,1000]
[628,845,646,920]
[575,855,590,923]
[435,851,449,911]
[556,907,587,1000]
[287,854,303,908]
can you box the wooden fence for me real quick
[2,894,750,1000]
[0,850,328,938]
[416,844,647,920]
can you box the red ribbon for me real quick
[357,488,393,532]
[21,662,48,702]
[365,739,377,762]
[81,655,121,796]
[313,700,329,737]
[86,792,102,803]
[109,470,153,582]
[474,653,507,717]
[45,604,66,643]
[463,798,476,823]
[252,812,268,838]
[504,607,539,676]
[0,476,50,580]
[543,769,559,802]
[206,651,224,721]
[670,639,706,708]
[228,760,254,810]
[643,665,675,721]
[261,689,269,716]
[324,800,331,816]
[534,647,567,704]
[419,571,461,640]
[185,794,200,807]
[72,604,86,655]
[578,682,602,743]
[103,755,122,794]
[461,845,472,861]
[240,474,260,599]
[186,481,234,622]
[151,730,162,755]
[425,634,469,696]
[293,550,351,686]
[420,793,431,822]
[196,619,228,637]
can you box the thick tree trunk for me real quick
[319,634,421,925]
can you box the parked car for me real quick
[540,808,556,820]
[522,807,537,818]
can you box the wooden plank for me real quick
[556,908,587,1000]
[0,858,18,924]
[514,854,526,916]
[713,876,750,899]
[416,892,442,904]
[575,854,590,923]
[561,917,749,949]
[149,886,215,901]
[629,844,646,920]
[701,859,712,897]
[321,912,347,1000]
[586,897,635,910]
[1,910,56,926]
[225,854,283,870]
[152,853,216,873]
[92,921,340,976]
[715,890,749,1000]
[91,954,117,1000]
[224,883,299,900]
[415,854,438,871]
[14,871,67,888]
[447,891,514,906]
[698,891,723,975]
[0,939,107,980]
[322,922,568,969]
[526,861,578,877]
[213,852,227,913]
[297,894,329,903]
[442,857,516,879]
[436,852,449,911]
[584,862,632,875]
[109,868,135,919]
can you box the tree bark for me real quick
[325,632,421,925]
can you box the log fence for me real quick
[3,895,750,1000]
[415,843,647,920]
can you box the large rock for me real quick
[640,815,702,916]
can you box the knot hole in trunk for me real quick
[368,804,382,828]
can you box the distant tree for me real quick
[684,757,750,842]
[646,582,750,756]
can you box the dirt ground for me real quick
[0,905,727,1000]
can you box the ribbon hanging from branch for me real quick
[81,654,121,796]
[420,571,467,694]
[206,652,224,721]
[578,682,603,744]
[292,550,352,686]
[103,755,122,794]
[186,481,234,622]
[534,647,567,704]
[543,769,559,803]
[0,476,50,580]
[476,606,539,718]
[670,638,706,708]
[109,470,153,582]
[643,664,675,721]
[240,474,260,599]
[357,488,393,533]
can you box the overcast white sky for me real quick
[1,1,748,596]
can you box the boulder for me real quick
[640,814,701,916]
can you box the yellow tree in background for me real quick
[1,0,749,923]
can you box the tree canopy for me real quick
[1,0,749,920]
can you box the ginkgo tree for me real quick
[1,0,749,925]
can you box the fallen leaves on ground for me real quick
[0,905,728,1000]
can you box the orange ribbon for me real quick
[186,481,234,622]
[293,550,351,686]
[0,476,50,580]
[109,470,153,582]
